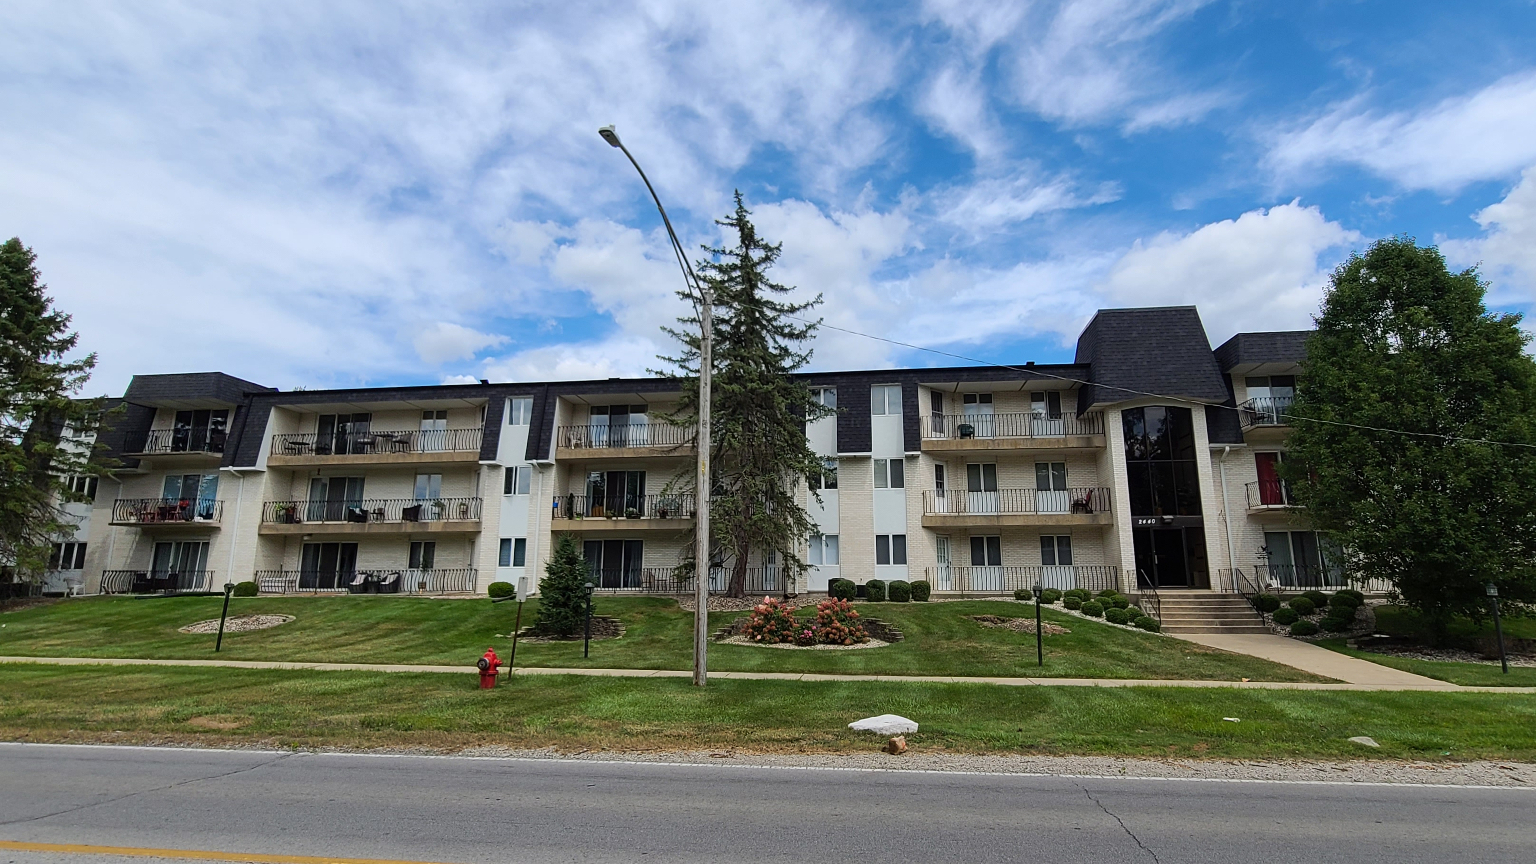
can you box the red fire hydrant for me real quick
[476,647,500,689]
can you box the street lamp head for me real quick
[585,581,596,595]
[223,582,235,594]
[598,125,622,148]
[1032,582,1043,599]
[1486,583,1499,597]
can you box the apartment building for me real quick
[57,306,1324,599]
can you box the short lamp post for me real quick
[1487,583,1509,675]
[1032,581,1044,667]
[584,581,596,659]
[215,582,235,652]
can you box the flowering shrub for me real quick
[740,597,800,644]
[813,598,869,645]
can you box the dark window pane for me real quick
[1172,462,1203,515]
[1056,535,1073,565]
[1151,463,1178,516]
[1145,407,1169,459]
[970,536,987,566]
[876,535,891,565]
[1039,535,1055,566]
[891,535,907,565]
[1122,408,1147,460]
[1126,463,1154,516]
[513,538,527,567]
[1168,407,1197,460]
[986,536,1001,565]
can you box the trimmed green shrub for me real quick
[1329,593,1362,611]
[1013,587,1040,602]
[487,581,515,599]
[1040,588,1063,604]
[1124,604,1143,617]
[1301,590,1329,607]
[1134,617,1161,632]
[1335,588,1366,603]
[1290,620,1320,636]
[910,580,931,602]
[1063,597,1083,610]
[828,578,856,600]
[865,579,887,603]
[232,581,259,597]
[1080,600,1105,617]
[1253,593,1282,613]
[1271,607,1300,625]
[1110,595,1130,609]
[888,580,911,602]
[1104,607,1131,625]
[1288,597,1316,616]
[1096,589,1119,599]
[1320,615,1353,632]
[1064,588,1090,602]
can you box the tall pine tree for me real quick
[659,193,833,597]
[532,534,592,637]
[1283,237,1536,637]
[0,238,105,584]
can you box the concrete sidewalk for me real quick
[1169,633,1451,687]
[4,655,1532,692]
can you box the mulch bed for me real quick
[968,614,1071,636]
[514,615,625,642]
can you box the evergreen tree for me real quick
[533,534,592,637]
[659,193,834,597]
[1283,237,1536,638]
[0,238,105,584]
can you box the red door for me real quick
[1255,453,1284,505]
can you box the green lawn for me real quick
[1317,639,1536,687]
[0,595,1327,682]
[1370,603,1536,642]
[1,664,1531,760]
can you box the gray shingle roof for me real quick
[1074,307,1229,411]
[1212,331,1310,371]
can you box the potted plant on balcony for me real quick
[625,506,641,519]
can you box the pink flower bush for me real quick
[740,596,800,644]
[813,598,869,645]
[739,596,870,646]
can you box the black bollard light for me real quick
[1487,583,1509,675]
[215,582,235,652]
[1032,581,1044,667]
[584,581,596,658]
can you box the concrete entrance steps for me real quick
[1153,591,1270,634]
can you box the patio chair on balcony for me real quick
[346,506,368,524]
[345,572,369,593]
[376,571,401,593]
[958,423,975,439]
[283,439,313,455]
[402,504,423,522]
[1071,489,1094,514]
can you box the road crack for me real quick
[1081,784,1160,863]
[0,751,294,827]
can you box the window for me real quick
[409,541,436,570]
[499,539,512,567]
[934,464,946,493]
[963,393,993,408]
[316,413,371,455]
[587,470,645,516]
[874,458,904,489]
[49,542,87,570]
[172,409,230,453]
[1030,391,1062,419]
[69,412,100,439]
[809,534,840,566]
[871,385,903,415]
[875,534,907,565]
[1035,462,1067,491]
[65,475,98,499]
[1040,535,1073,566]
[811,388,837,409]
[1122,406,1202,517]
[809,458,838,491]
[499,538,527,567]
[970,535,1002,566]
[414,473,443,500]
[503,465,530,495]
[508,397,533,426]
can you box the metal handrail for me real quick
[1239,396,1293,429]
[922,565,1119,596]
[271,428,483,456]
[100,569,215,594]
[111,498,223,524]
[261,497,482,524]
[921,411,1104,440]
[128,427,228,455]
[1245,480,1297,508]
[557,422,694,449]
[555,493,696,520]
[923,487,1110,516]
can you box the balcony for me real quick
[920,412,1105,452]
[1246,481,1299,513]
[551,493,696,531]
[922,565,1120,595]
[921,487,1112,528]
[125,428,227,463]
[555,422,695,459]
[252,568,478,594]
[110,497,223,528]
[584,566,783,594]
[101,569,217,594]
[258,497,482,535]
[269,428,483,467]
[1239,396,1293,431]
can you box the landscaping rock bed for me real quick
[515,615,625,642]
[179,614,294,634]
[967,614,1071,636]
[678,593,828,613]
[1350,634,1536,667]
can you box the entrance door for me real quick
[1152,528,1188,587]
[962,393,994,438]
[584,539,643,588]
[1254,452,1288,505]
[966,463,998,514]
[420,410,447,451]
[151,541,209,590]
[1040,535,1074,590]
[299,542,358,590]
[934,535,952,590]
[1035,461,1068,514]
[309,476,364,522]
[1030,391,1064,437]
[969,535,1002,592]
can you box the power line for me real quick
[787,313,1536,451]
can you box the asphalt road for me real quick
[0,744,1532,864]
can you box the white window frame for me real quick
[871,384,903,416]
[874,458,904,489]
[810,534,839,565]
[811,387,837,409]
[875,534,907,566]
[508,397,533,426]
[503,465,530,495]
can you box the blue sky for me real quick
[4,1,1536,394]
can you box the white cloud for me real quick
[1268,71,1536,192]
[413,322,508,365]
[1096,201,1360,342]
[479,336,664,384]
[1444,167,1536,304]
[936,171,1121,234]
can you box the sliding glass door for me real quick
[299,542,359,590]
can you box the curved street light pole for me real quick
[599,125,713,687]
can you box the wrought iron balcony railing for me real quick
[922,565,1119,595]
[101,569,215,594]
[271,428,483,457]
[557,422,694,450]
[1239,396,1293,429]
[1246,480,1297,508]
[128,427,228,455]
[923,487,1110,516]
[261,497,482,524]
[252,568,478,594]
[921,411,1104,440]
[111,497,223,525]
[554,493,697,520]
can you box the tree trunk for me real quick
[727,544,750,598]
